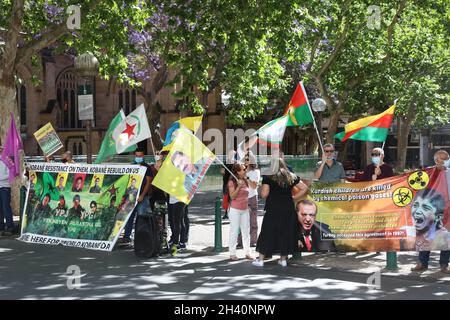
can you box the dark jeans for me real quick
[168,202,186,244]
[0,188,14,230]
[183,205,190,243]
[419,250,450,268]
[124,197,149,239]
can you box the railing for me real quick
[24,155,320,192]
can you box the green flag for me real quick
[40,172,60,201]
[95,110,136,164]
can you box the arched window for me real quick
[63,89,70,128]
[119,90,123,111]
[20,85,27,126]
[132,89,137,110]
[125,90,130,114]
[57,70,82,129]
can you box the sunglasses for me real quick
[371,153,381,156]
[324,150,334,153]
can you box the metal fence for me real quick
[24,155,320,192]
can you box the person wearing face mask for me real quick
[361,147,394,182]
[61,151,75,164]
[120,149,152,244]
[314,143,346,183]
[411,150,450,274]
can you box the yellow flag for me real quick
[153,129,215,204]
[161,115,203,152]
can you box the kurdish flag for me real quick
[335,105,396,142]
[162,115,203,152]
[283,82,314,127]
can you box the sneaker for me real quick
[411,263,428,272]
[250,243,257,247]
[278,259,287,267]
[177,243,186,250]
[441,266,450,274]
[170,244,177,256]
[222,214,228,219]
[252,259,264,267]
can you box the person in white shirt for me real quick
[0,146,14,236]
[245,155,260,246]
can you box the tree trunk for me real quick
[305,128,319,155]
[396,105,415,171]
[325,103,344,143]
[0,80,23,217]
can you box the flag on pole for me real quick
[153,129,215,204]
[335,105,396,142]
[1,112,23,183]
[162,115,203,152]
[236,115,288,162]
[113,104,151,154]
[94,110,136,164]
[283,82,315,127]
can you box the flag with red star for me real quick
[113,104,151,154]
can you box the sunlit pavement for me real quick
[1,202,449,300]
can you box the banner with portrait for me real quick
[19,163,147,251]
[152,129,216,204]
[301,168,450,252]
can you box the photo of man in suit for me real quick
[296,200,336,252]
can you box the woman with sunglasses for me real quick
[228,163,252,261]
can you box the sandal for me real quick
[245,255,254,260]
[230,256,239,261]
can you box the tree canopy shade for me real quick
[0,0,448,168]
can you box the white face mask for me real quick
[444,159,450,168]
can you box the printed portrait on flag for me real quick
[125,175,143,202]
[89,174,104,193]
[72,173,86,192]
[153,129,215,204]
[55,172,68,192]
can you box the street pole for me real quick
[86,119,92,164]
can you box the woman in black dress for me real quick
[252,158,308,267]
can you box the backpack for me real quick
[134,213,161,258]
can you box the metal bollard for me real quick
[214,196,223,252]
[386,251,398,270]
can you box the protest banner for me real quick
[302,168,449,252]
[33,123,64,156]
[19,163,147,251]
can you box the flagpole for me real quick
[300,81,324,154]
[214,156,239,181]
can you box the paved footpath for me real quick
[0,202,449,300]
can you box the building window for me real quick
[56,70,83,129]
[20,85,27,126]
[119,90,123,111]
[132,89,137,110]
[125,90,130,114]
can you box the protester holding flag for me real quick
[121,149,152,244]
[361,148,394,182]
[0,146,14,236]
[228,163,252,261]
[245,155,260,247]
[253,159,308,267]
